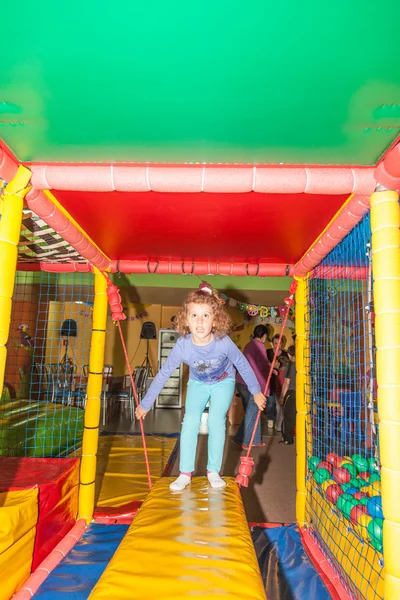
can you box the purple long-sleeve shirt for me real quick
[236,338,271,396]
[140,334,261,411]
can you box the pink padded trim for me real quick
[294,195,370,277]
[13,520,86,600]
[30,165,377,194]
[0,147,19,182]
[25,188,110,271]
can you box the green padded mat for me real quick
[0,400,84,457]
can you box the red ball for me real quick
[333,467,351,484]
[326,483,343,504]
[317,461,333,474]
[353,491,367,500]
[358,472,369,481]
[350,504,368,524]
[327,453,342,469]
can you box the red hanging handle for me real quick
[105,276,153,489]
[236,280,297,488]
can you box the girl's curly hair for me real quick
[174,290,232,337]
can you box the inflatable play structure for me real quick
[1,3,400,597]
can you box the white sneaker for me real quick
[207,472,226,489]
[268,420,274,428]
[170,474,191,491]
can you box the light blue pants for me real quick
[180,378,235,474]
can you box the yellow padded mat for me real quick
[78,434,178,507]
[90,477,266,600]
[0,488,38,600]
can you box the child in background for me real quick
[136,284,266,491]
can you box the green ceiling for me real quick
[2,1,400,165]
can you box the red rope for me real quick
[116,321,153,489]
[244,280,298,460]
[100,271,152,489]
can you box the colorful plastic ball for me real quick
[358,496,369,506]
[369,537,383,553]
[333,467,351,484]
[337,493,356,514]
[326,483,343,505]
[357,514,373,539]
[369,480,381,496]
[342,499,358,520]
[360,485,372,497]
[308,456,321,472]
[353,491,367,501]
[326,453,342,468]
[358,471,370,481]
[368,518,383,545]
[349,477,364,489]
[352,454,369,473]
[341,463,358,478]
[344,486,359,495]
[368,457,377,471]
[321,479,334,492]
[341,482,353,492]
[350,504,368,524]
[368,473,381,484]
[367,496,383,520]
[314,468,331,485]
[317,460,333,474]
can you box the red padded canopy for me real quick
[54,190,348,263]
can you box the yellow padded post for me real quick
[90,478,266,600]
[295,277,307,526]
[370,189,400,600]
[0,166,31,394]
[78,269,108,523]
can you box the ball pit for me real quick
[308,452,384,553]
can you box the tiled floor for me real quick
[104,407,296,524]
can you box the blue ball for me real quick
[344,487,359,495]
[367,496,383,520]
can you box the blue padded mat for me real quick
[251,524,332,600]
[33,524,129,599]
[33,522,331,599]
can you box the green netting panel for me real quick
[304,213,384,600]
[1,270,94,457]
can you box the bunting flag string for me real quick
[218,291,295,321]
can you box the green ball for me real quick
[308,456,321,472]
[314,468,331,485]
[341,501,352,519]
[368,518,383,544]
[341,482,353,492]
[359,497,369,506]
[369,473,381,483]
[352,454,369,473]
[369,536,383,553]
[368,457,377,471]
[337,493,355,513]
[342,463,358,477]
[339,496,358,519]
[349,477,365,489]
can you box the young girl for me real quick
[135,284,266,491]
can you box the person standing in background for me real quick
[233,325,271,448]
[274,354,289,432]
[279,345,296,445]
[267,334,288,429]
